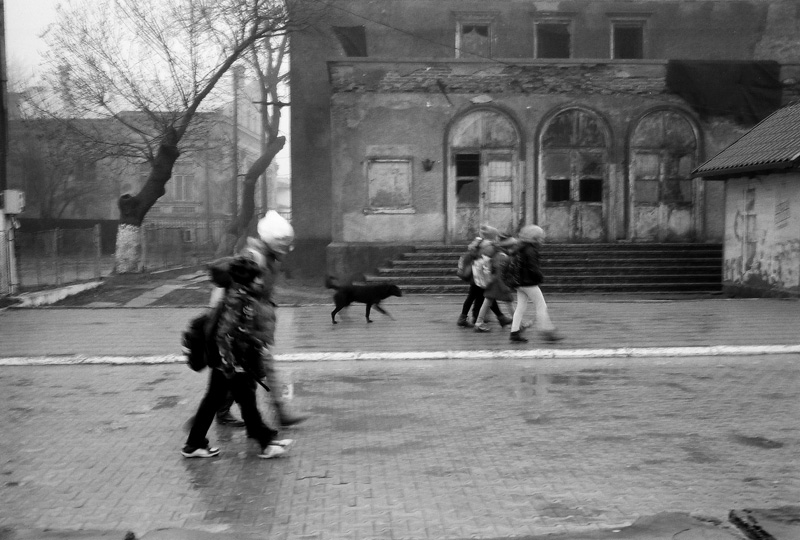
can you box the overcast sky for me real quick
[5,0,56,77]
[4,0,290,174]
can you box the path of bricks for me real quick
[0,355,797,539]
[1,296,799,539]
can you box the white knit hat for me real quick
[518,224,545,243]
[257,210,295,254]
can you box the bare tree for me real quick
[7,118,110,219]
[215,34,289,257]
[42,0,294,272]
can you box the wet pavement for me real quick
[0,294,799,539]
[1,356,798,539]
[1,297,800,359]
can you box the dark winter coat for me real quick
[517,242,544,287]
[206,242,280,379]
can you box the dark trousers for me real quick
[461,282,505,320]
[187,368,277,450]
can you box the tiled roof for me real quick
[693,102,800,178]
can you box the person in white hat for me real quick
[182,212,307,459]
[508,225,563,343]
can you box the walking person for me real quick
[182,211,305,459]
[457,228,511,328]
[457,237,481,327]
[472,240,513,332]
[210,212,306,430]
[481,241,516,327]
[508,225,564,343]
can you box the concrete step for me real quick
[379,266,722,277]
[382,282,723,294]
[369,243,724,294]
[391,257,723,267]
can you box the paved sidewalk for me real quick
[1,297,799,362]
[1,356,799,540]
[1,296,799,540]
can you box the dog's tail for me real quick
[325,275,340,290]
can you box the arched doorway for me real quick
[628,108,702,241]
[538,107,611,242]
[447,108,522,241]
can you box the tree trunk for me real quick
[215,135,286,257]
[114,128,180,273]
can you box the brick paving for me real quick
[0,356,797,539]
[0,295,799,539]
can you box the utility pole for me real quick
[230,66,241,221]
[0,0,17,295]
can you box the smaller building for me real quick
[694,103,800,297]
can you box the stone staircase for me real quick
[365,243,724,295]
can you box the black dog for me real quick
[326,275,402,324]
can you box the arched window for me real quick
[628,108,701,241]
[630,110,697,206]
[541,108,608,205]
[538,107,610,242]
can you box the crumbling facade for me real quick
[289,0,800,277]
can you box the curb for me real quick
[10,281,103,307]
[2,344,799,366]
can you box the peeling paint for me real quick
[724,176,800,296]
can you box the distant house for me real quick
[7,74,286,249]
[694,102,800,297]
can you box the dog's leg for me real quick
[331,306,342,324]
[365,303,373,323]
[373,303,395,320]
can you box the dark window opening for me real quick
[458,23,491,58]
[456,180,480,205]
[462,25,489,37]
[537,23,571,59]
[332,26,368,57]
[613,25,643,59]
[662,179,692,203]
[455,154,480,178]
[579,178,603,202]
[547,179,571,202]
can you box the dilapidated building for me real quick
[695,102,800,297]
[288,0,800,278]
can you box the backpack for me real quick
[182,312,213,372]
[502,250,521,289]
[456,252,473,282]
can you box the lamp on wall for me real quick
[422,158,436,172]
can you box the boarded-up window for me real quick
[368,159,412,209]
[630,110,697,206]
[487,156,513,204]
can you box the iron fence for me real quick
[139,222,222,271]
[11,217,280,290]
[15,226,113,290]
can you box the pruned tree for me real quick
[215,34,289,257]
[42,0,295,272]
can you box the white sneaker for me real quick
[272,439,294,448]
[181,446,220,458]
[258,439,294,459]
